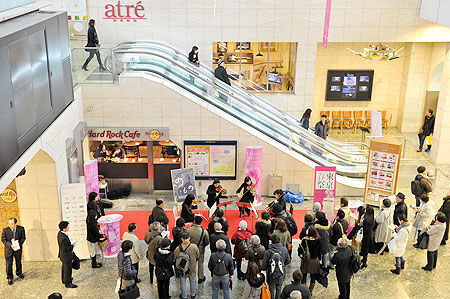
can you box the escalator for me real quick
[105,41,369,188]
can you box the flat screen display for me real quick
[326,70,374,101]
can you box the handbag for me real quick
[286,241,293,251]
[72,252,80,270]
[418,231,429,250]
[118,278,140,299]
[261,281,271,299]
[355,228,363,243]
[98,235,108,247]
[240,258,248,273]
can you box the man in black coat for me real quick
[393,192,408,226]
[280,270,311,299]
[1,218,26,285]
[331,238,353,299]
[148,198,169,228]
[214,59,231,85]
[417,108,435,152]
[57,221,77,288]
[209,222,232,254]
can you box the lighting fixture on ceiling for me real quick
[256,52,263,57]
[347,43,413,61]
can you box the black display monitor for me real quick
[326,70,374,101]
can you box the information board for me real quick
[184,141,237,179]
[326,70,374,101]
[171,168,197,203]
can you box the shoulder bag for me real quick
[118,277,140,299]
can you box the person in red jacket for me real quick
[231,220,253,280]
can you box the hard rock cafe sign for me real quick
[1,188,17,203]
[103,1,147,22]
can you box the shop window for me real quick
[213,42,297,93]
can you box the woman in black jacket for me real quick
[82,19,106,71]
[170,218,186,252]
[86,210,103,268]
[314,212,330,268]
[180,194,195,223]
[236,176,256,217]
[188,46,200,66]
[154,239,174,299]
[298,227,321,295]
[360,206,375,268]
[255,212,272,250]
[87,192,105,220]
[299,108,312,130]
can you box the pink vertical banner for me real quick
[245,146,263,205]
[313,166,336,207]
[323,0,332,47]
[83,160,100,201]
[98,214,123,257]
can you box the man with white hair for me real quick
[289,290,302,299]
[210,222,232,254]
[245,235,266,267]
[208,239,235,299]
[231,220,253,280]
[331,238,353,299]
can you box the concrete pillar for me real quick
[431,43,450,164]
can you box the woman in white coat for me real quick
[412,194,434,247]
[388,214,411,274]
[375,197,395,253]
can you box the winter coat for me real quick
[315,221,330,254]
[416,200,434,231]
[299,238,321,274]
[255,219,271,249]
[86,25,99,47]
[210,231,232,254]
[427,222,446,251]
[122,232,144,264]
[330,219,348,246]
[188,51,199,64]
[393,201,408,226]
[208,217,229,236]
[375,206,394,243]
[299,221,315,239]
[170,226,186,251]
[388,223,411,257]
[154,247,174,281]
[360,216,375,256]
[208,250,234,276]
[273,230,291,248]
[149,206,169,226]
[331,245,353,283]
[280,282,311,299]
[173,240,200,278]
[245,244,266,266]
[421,114,435,135]
[299,117,310,130]
[144,230,162,265]
[314,121,329,139]
[214,65,231,85]
[117,251,137,280]
[86,222,102,243]
[187,224,209,254]
[261,243,291,284]
[231,229,253,259]
[181,204,195,223]
[438,196,450,241]
[414,174,433,197]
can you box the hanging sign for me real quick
[1,188,17,203]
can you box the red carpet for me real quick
[105,209,308,240]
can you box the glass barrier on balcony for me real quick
[71,47,113,86]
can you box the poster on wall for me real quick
[184,141,237,179]
[171,168,197,203]
[61,183,89,260]
[313,166,337,209]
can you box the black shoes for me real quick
[136,278,142,283]
[361,263,367,269]
[91,256,102,268]
[18,274,24,279]
[82,65,88,71]
[99,65,106,71]
[66,284,78,288]
[8,279,13,285]
[198,277,206,284]
[422,266,432,272]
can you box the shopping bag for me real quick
[261,282,271,299]
[425,135,433,146]
[240,258,248,273]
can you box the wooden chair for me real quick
[381,110,388,128]
[342,111,354,129]
[354,111,364,128]
[364,111,371,128]
[331,111,342,129]
[320,110,331,123]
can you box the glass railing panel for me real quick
[71,47,113,86]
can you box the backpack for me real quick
[411,175,425,196]
[174,244,191,277]
[349,247,361,274]
[212,252,228,276]
[267,249,284,280]
[281,214,298,237]
[238,238,250,255]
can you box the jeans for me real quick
[425,250,438,269]
[212,275,230,299]
[395,256,404,268]
[83,49,102,67]
[338,281,351,299]
[157,278,170,299]
[268,282,282,299]
[179,276,197,299]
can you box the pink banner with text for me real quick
[313,166,336,208]
[323,0,332,47]
[245,146,262,205]
[83,160,100,202]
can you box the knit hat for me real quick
[217,59,224,65]
[160,238,171,249]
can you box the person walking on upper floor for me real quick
[375,197,395,253]
[86,210,103,269]
[214,59,231,86]
[298,227,321,296]
[82,19,106,71]
[280,270,311,299]
[412,194,435,248]
[208,208,229,236]
[174,231,200,299]
[314,212,330,268]
[208,239,234,299]
[360,206,375,268]
[116,240,137,295]
[245,235,266,268]
[438,191,450,245]
[329,209,348,263]
[122,223,145,283]
[423,212,447,271]
[231,220,253,280]
[255,212,272,250]
[149,198,169,231]
[87,192,105,220]
[314,114,330,140]
[2,217,26,285]
[393,193,408,226]
[210,222,232,254]
[57,221,77,288]
[242,261,265,298]
[154,238,174,299]
[187,216,209,284]
[171,217,187,252]
[188,46,200,67]
[411,166,433,207]
[261,234,291,299]
[299,108,312,130]
[145,221,163,285]
[388,214,411,274]
[417,108,435,152]
[331,238,353,299]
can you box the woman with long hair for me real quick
[236,176,255,217]
[298,226,321,295]
[255,211,272,250]
[82,19,106,71]
[188,46,200,66]
[170,217,186,252]
[300,108,312,129]
[180,194,195,223]
[86,210,104,268]
[361,205,375,268]
[273,218,292,255]
[242,261,265,298]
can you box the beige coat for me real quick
[122,232,144,264]
[375,206,394,243]
[173,240,200,278]
[144,230,162,265]
[187,224,209,255]
[427,222,446,251]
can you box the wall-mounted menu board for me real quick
[364,136,402,206]
[184,141,237,180]
[326,70,374,101]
